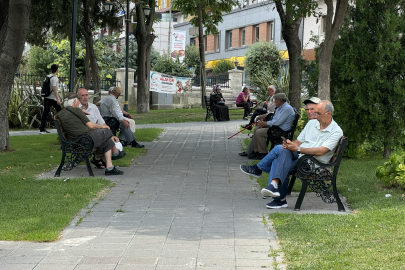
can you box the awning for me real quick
[205,51,289,69]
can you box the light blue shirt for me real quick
[266,102,295,131]
[297,119,343,163]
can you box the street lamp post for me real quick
[104,0,151,112]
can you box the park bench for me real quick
[266,108,301,150]
[287,136,348,212]
[54,119,95,177]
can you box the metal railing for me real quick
[191,73,230,88]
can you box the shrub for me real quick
[183,45,200,76]
[244,41,281,79]
[376,153,405,188]
[212,59,234,74]
[152,54,192,77]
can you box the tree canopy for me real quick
[244,41,281,79]
[331,0,405,159]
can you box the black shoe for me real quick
[105,166,124,175]
[39,129,50,134]
[253,153,266,160]
[247,152,258,159]
[131,140,145,148]
[241,124,249,128]
[239,151,248,156]
[112,150,126,160]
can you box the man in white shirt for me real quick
[39,64,62,134]
[77,88,107,126]
[240,100,343,209]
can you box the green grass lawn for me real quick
[0,128,162,242]
[240,129,405,268]
[129,107,245,125]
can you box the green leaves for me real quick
[212,59,234,74]
[376,153,405,188]
[244,41,281,79]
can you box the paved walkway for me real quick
[2,121,350,270]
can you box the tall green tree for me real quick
[331,0,405,159]
[0,0,31,151]
[273,0,318,109]
[28,0,120,102]
[172,0,236,108]
[244,41,280,79]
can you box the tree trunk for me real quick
[0,0,31,151]
[80,0,100,103]
[383,147,391,160]
[135,0,156,113]
[274,1,302,109]
[197,5,206,109]
[317,0,349,100]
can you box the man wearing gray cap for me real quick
[304,97,321,120]
[239,93,295,159]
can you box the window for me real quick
[120,39,125,45]
[269,22,274,42]
[112,44,117,51]
[226,30,232,49]
[241,28,245,46]
[321,16,327,34]
[190,37,196,46]
[215,34,220,51]
[255,25,260,42]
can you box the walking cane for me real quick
[228,115,267,139]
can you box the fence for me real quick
[192,73,230,88]
[13,73,120,92]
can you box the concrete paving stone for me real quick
[39,255,83,265]
[0,241,24,249]
[89,243,129,250]
[234,239,270,246]
[79,256,121,265]
[33,263,78,270]
[84,249,125,257]
[197,244,234,252]
[235,258,273,268]
[121,248,162,258]
[116,265,157,270]
[119,256,159,265]
[161,243,199,252]
[7,248,51,257]
[130,235,167,244]
[157,257,197,267]
[74,264,117,270]
[166,233,201,241]
[199,238,235,246]
[195,258,235,268]
[1,255,45,265]
[159,249,198,258]
[0,264,38,270]
[126,242,164,250]
[235,251,270,260]
[236,267,275,270]
[197,250,235,259]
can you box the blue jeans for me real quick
[257,145,298,200]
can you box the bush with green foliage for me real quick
[244,41,281,79]
[28,46,58,75]
[212,59,234,74]
[248,67,289,104]
[376,153,405,188]
[152,54,192,77]
[183,45,200,75]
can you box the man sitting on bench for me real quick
[240,100,343,209]
[239,93,295,160]
[56,93,126,175]
[99,87,144,148]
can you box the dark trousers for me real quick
[236,102,251,117]
[248,108,267,126]
[40,98,62,131]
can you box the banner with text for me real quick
[150,71,189,94]
[170,30,186,63]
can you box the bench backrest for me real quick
[54,119,67,141]
[329,136,348,164]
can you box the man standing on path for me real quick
[39,64,62,134]
[240,100,343,209]
[99,87,144,148]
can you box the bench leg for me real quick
[333,179,345,212]
[85,157,95,177]
[54,150,66,177]
[294,179,307,211]
[287,175,296,195]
